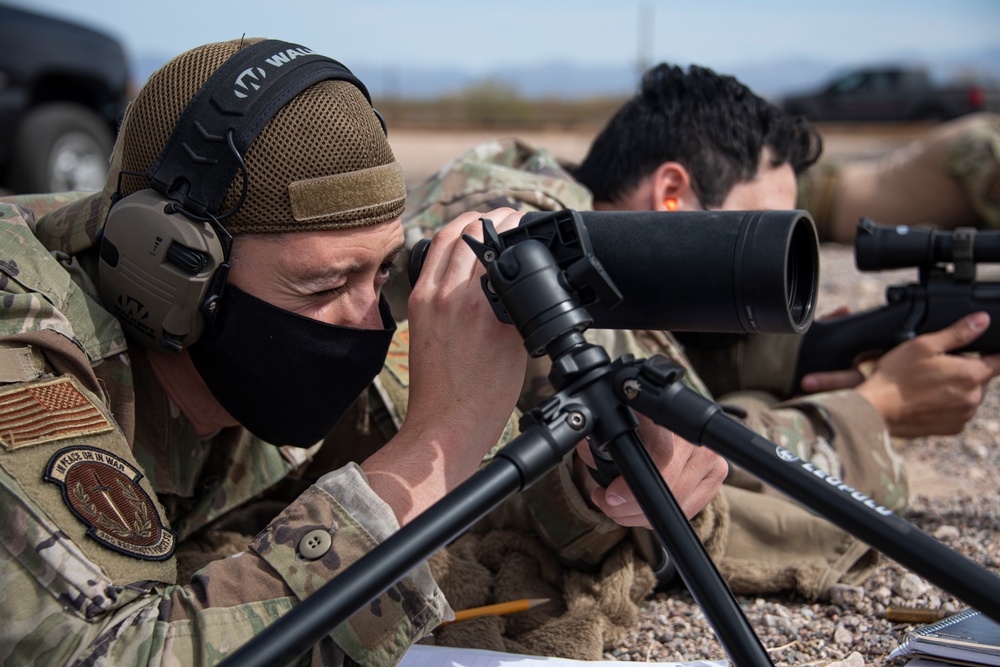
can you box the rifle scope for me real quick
[855,217,1000,271]
[410,209,819,335]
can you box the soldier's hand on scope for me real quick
[363,208,528,525]
[572,413,729,528]
[406,206,528,462]
[842,312,1000,438]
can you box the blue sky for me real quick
[13,0,1000,95]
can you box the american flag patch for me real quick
[0,377,114,450]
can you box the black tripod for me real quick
[220,213,1000,667]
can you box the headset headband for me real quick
[147,39,372,217]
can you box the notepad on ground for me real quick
[889,608,1000,666]
[400,645,730,667]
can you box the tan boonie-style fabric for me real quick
[427,531,658,660]
[797,113,1000,240]
[401,139,908,602]
[947,114,1000,229]
[795,161,843,242]
[0,194,448,667]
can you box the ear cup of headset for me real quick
[98,189,227,352]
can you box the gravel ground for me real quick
[609,244,1000,666]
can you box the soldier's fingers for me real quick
[978,352,1000,379]
[592,473,722,525]
[914,311,990,355]
[481,207,525,235]
[678,476,726,521]
[419,211,496,287]
[441,208,522,288]
[590,482,649,527]
[800,368,865,393]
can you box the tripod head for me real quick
[461,210,618,358]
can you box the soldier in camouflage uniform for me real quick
[0,38,539,666]
[400,64,1000,601]
[798,112,1000,243]
[0,40,739,665]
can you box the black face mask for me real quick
[189,286,396,448]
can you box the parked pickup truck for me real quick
[0,5,130,194]
[780,65,999,122]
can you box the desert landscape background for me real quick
[388,121,933,187]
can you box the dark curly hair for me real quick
[574,64,822,208]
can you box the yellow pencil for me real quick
[443,598,550,625]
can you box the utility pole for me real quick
[636,2,654,83]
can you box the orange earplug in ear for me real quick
[664,198,678,211]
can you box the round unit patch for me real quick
[44,446,175,560]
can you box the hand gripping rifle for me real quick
[793,217,1000,387]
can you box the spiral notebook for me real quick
[889,609,1000,666]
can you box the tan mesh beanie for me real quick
[114,38,404,234]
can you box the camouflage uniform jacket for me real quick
[0,193,447,666]
[402,139,910,598]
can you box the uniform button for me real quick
[299,529,332,559]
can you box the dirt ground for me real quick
[388,122,937,188]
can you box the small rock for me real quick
[841,614,862,628]
[934,525,961,540]
[872,585,893,604]
[771,603,792,618]
[962,440,989,461]
[764,613,786,630]
[833,623,854,644]
[893,573,930,600]
[824,651,866,667]
[829,583,865,607]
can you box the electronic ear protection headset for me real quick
[98,40,385,353]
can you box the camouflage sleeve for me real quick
[0,191,96,232]
[0,201,447,665]
[253,463,449,662]
[628,331,909,597]
[643,330,909,512]
[718,389,909,512]
[1,460,446,666]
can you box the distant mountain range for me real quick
[131,46,1000,102]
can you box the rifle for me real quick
[791,217,1000,389]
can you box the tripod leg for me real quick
[607,430,774,667]
[625,355,1000,623]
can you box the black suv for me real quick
[0,4,130,194]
